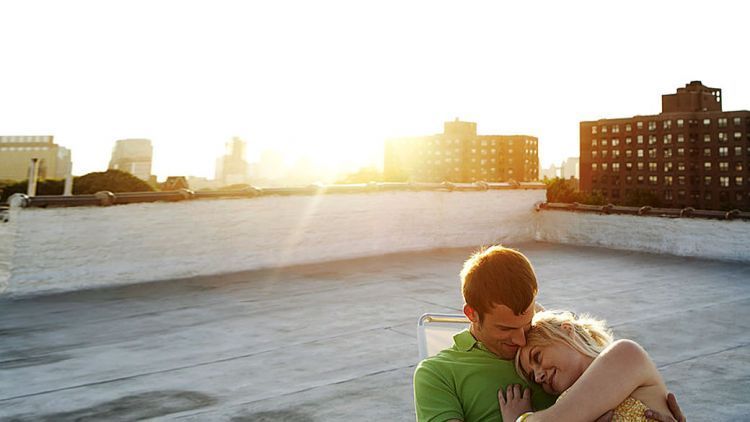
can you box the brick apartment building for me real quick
[384,119,539,183]
[580,81,750,210]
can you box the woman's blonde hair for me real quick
[515,310,614,382]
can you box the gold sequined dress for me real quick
[556,391,655,421]
[611,396,654,421]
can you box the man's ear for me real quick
[464,304,478,323]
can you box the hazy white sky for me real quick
[2,0,748,179]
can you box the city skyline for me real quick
[2,1,748,180]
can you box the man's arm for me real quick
[414,362,464,422]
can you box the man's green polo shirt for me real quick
[414,329,556,422]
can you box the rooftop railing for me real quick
[539,202,750,220]
[3,181,545,209]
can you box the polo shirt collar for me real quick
[454,329,479,352]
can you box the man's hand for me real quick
[644,392,686,422]
[593,410,614,422]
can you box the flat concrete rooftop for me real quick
[1,242,748,421]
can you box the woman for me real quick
[498,310,672,421]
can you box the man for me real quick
[413,245,684,422]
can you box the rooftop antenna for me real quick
[26,158,40,196]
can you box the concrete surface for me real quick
[1,242,748,421]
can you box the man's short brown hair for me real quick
[460,245,538,321]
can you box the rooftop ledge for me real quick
[1,189,748,420]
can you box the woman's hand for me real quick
[498,384,532,422]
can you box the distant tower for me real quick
[109,139,153,180]
[215,137,250,186]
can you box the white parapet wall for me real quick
[0,190,545,296]
[535,210,750,263]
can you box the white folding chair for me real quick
[417,313,470,360]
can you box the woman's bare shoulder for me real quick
[606,340,670,413]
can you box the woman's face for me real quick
[518,340,593,395]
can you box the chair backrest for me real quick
[417,313,470,360]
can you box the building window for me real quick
[649,175,658,185]
[677,148,685,157]
[625,137,632,145]
[718,118,728,128]
[649,135,657,145]
[678,176,686,185]
[663,120,672,130]
[637,121,644,130]
[663,134,672,144]
[677,162,686,171]
[677,134,684,143]
[736,162,744,171]
[625,150,633,158]
[664,162,673,172]
[703,118,711,126]
[602,163,609,171]
[612,125,620,133]
[612,138,620,146]
[718,147,728,157]
[648,148,657,159]
[704,176,712,186]
[720,177,730,187]
[637,149,644,158]
[733,117,742,125]
[612,163,620,171]
[637,135,644,144]
[602,150,608,158]
[704,134,711,142]
[637,162,645,170]
[718,132,728,142]
[592,151,598,158]
[648,121,656,131]
[664,148,672,158]
[592,139,598,147]
[626,162,633,170]
[735,146,743,156]
[592,126,598,134]
[736,177,744,187]
[592,163,598,171]
[625,124,632,132]
[664,190,673,201]
[703,148,712,157]
[637,175,645,184]
[719,162,729,171]
[649,162,657,172]
[704,162,712,171]
[601,139,609,146]
[734,132,742,140]
[677,119,684,128]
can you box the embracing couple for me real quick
[413,246,686,422]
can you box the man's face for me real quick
[465,302,535,360]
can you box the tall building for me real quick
[384,119,539,182]
[580,81,750,210]
[561,157,580,180]
[0,136,72,181]
[215,137,250,186]
[109,139,153,181]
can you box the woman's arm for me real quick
[527,339,660,421]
